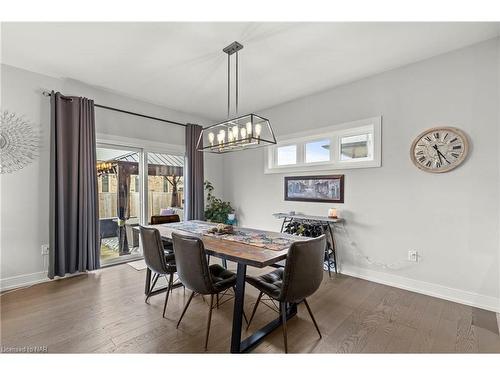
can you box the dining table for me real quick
[143,220,307,353]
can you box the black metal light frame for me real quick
[196,113,276,154]
[196,41,276,154]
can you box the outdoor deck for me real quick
[100,237,140,264]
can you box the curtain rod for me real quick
[42,91,187,128]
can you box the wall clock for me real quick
[410,127,469,173]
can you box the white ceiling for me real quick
[2,22,499,122]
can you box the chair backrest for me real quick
[150,214,180,225]
[172,232,214,295]
[139,226,170,275]
[279,235,326,303]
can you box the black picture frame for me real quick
[284,175,344,203]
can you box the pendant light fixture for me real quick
[196,41,276,153]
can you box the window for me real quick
[305,139,330,163]
[265,117,381,173]
[147,152,184,218]
[340,133,372,160]
[276,145,297,165]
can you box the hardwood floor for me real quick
[1,263,499,353]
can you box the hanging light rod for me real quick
[197,41,276,154]
[222,41,243,119]
[42,91,188,128]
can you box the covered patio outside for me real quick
[96,148,184,264]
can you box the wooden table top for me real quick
[146,221,304,268]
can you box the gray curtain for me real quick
[184,123,204,220]
[49,91,100,279]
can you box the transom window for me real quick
[305,139,330,163]
[265,117,381,173]
[276,144,297,166]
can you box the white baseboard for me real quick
[341,265,500,313]
[3,265,499,314]
[0,271,49,292]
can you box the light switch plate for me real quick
[408,250,418,262]
[41,244,49,255]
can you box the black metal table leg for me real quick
[145,265,183,297]
[327,223,338,274]
[229,261,298,353]
[280,218,287,233]
[230,263,247,353]
[239,302,297,353]
[145,268,151,295]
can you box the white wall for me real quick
[221,39,500,311]
[0,64,221,289]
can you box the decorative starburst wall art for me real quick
[0,110,40,174]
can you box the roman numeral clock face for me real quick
[410,127,469,173]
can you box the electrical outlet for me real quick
[41,244,49,255]
[408,250,418,262]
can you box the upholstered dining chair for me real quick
[172,232,240,351]
[150,214,180,252]
[150,214,180,225]
[140,226,177,318]
[245,235,326,353]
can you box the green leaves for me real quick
[204,180,233,224]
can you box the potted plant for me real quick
[204,180,234,224]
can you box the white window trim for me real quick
[264,116,382,174]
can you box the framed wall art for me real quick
[284,175,344,203]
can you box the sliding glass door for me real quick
[147,152,185,220]
[96,144,144,266]
[95,144,185,266]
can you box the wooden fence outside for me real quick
[99,192,184,219]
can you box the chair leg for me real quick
[145,273,159,303]
[326,248,332,278]
[246,291,263,330]
[176,291,195,328]
[204,294,214,351]
[162,273,174,318]
[280,302,288,354]
[303,298,322,339]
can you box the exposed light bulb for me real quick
[240,127,247,138]
[246,121,252,136]
[255,124,262,137]
[232,125,239,140]
[208,132,215,145]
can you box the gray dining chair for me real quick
[140,226,177,318]
[171,232,240,351]
[245,235,326,353]
[150,214,180,253]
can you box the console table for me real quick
[273,213,343,276]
